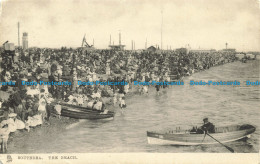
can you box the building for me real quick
[109,45,125,51]
[4,43,15,51]
[176,48,188,54]
[22,32,28,50]
[219,49,236,53]
[147,46,157,53]
[190,49,216,53]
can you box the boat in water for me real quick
[50,102,115,120]
[147,124,255,145]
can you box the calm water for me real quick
[10,60,260,153]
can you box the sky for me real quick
[0,0,260,51]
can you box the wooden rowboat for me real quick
[59,102,102,112]
[147,124,256,145]
[60,108,114,120]
[50,102,114,120]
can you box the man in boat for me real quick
[201,118,215,133]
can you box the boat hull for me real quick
[147,125,255,145]
[61,108,114,120]
[50,103,114,120]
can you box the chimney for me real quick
[110,35,111,45]
[119,31,121,45]
[145,38,147,49]
[18,22,20,47]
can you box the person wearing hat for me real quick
[201,118,215,133]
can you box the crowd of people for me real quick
[0,46,237,152]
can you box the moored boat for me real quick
[147,124,255,145]
[60,108,114,120]
[50,102,115,120]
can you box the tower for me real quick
[119,31,121,45]
[161,9,163,50]
[110,35,111,45]
[226,42,228,49]
[22,32,28,50]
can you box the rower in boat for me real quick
[192,118,215,134]
[201,118,215,133]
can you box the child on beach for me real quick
[119,97,127,114]
[0,124,9,153]
[77,95,84,106]
[112,93,117,106]
[54,101,62,119]
[155,85,160,95]
[38,95,47,123]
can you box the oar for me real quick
[206,132,235,153]
[201,132,206,143]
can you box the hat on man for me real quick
[203,118,208,122]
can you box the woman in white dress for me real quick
[38,95,47,122]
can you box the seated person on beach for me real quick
[77,95,84,106]
[92,98,103,111]
[87,99,94,109]
[54,101,62,119]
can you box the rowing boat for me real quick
[60,108,114,120]
[147,124,256,145]
[50,102,114,120]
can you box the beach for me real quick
[3,60,259,153]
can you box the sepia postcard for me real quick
[0,0,259,163]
